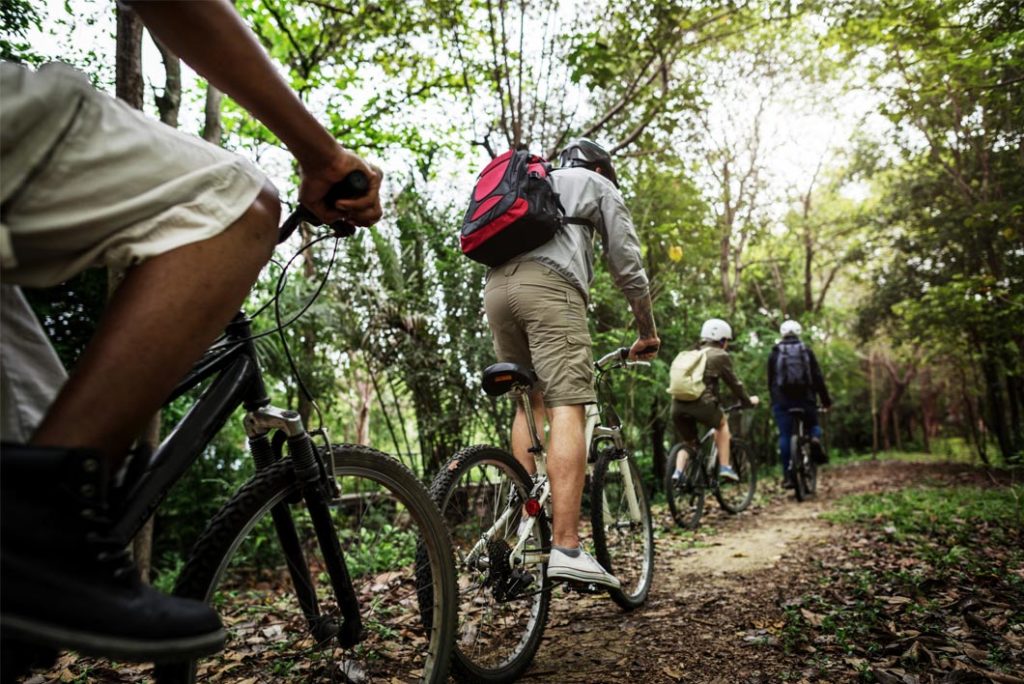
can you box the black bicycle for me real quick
[664,404,755,529]
[788,407,818,502]
[7,175,458,683]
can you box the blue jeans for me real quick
[772,399,822,473]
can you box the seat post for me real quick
[517,388,544,456]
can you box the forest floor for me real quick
[25,456,1024,683]
[525,457,1024,684]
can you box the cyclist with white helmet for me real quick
[768,320,832,488]
[669,318,759,483]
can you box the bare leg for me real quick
[31,184,279,466]
[510,389,545,476]
[545,404,586,549]
[675,445,692,472]
[714,417,731,468]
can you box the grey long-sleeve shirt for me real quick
[499,167,650,303]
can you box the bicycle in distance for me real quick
[427,347,655,683]
[788,406,825,502]
[5,175,459,684]
[664,404,756,530]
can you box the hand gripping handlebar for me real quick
[278,170,370,244]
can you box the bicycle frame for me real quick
[676,403,745,487]
[467,350,646,570]
[107,311,363,647]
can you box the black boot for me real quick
[0,444,225,663]
[810,438,829,464]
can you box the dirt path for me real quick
[521,460,950,683]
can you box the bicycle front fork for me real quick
[244,406,363,648]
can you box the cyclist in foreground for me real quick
[1,0,381,664]
[768,320,832,488]
[483,139,659,590]
[669,318,759,484]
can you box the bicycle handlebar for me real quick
[596,347,653,371]
[278,170,370,244]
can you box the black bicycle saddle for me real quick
[481,363,537,396]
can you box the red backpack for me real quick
[460,149,589,267]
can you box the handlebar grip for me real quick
[324,170,370,204]
[278,170,372,244]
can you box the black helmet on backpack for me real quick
[558,138,618,187]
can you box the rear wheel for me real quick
[715,438,756,513]
[429,445,550,683]
[592,447,654,610]
[664,444,706,530]
[803,448,818,496]
[792,436,809,502]
[155,445,457,684]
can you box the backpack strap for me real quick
[552,192,595,230]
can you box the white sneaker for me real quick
[546,548,621,590]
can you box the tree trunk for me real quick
[880,356,915,452]
[919,366,933,453]
[980,355,1012,461]
[202,85,224,144]
[355,377,372,445]
[116,2,154,582]
[116,4,144,109]
[152,36,181,127]
[869,352,878,458]
[957,362,989,464]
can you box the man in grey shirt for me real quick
[484,139,659,589]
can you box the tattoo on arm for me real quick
[628,294,657,339]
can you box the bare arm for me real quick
[126,0,381,226]
[627,293,660,360]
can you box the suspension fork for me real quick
[245,406,363,648]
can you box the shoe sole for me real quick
[546,567,620,591]
[1,615,226,662]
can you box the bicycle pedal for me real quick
[562,579,604,595]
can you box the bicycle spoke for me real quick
[430,446,550,682]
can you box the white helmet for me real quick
[780,320,802,337]
[700,318,733,342]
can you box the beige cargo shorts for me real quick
[0,61,267,287]
[483,260,596,407]
[0,62,267,441]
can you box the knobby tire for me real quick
[429,445,551,684]
[154,445,457,684]
[591,448,654,611]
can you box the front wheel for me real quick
[155,445,457,684]
[592,448,654,611]
[715,438,757,513]
[664,444,706,530]
[429,445,551,683]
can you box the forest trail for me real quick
[524,459,1016,683]
[664,461,894,579]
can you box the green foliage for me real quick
[0,0,43,64]
[825,485,1024,543]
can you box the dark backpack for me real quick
[775,342,812,397]
[460,149,589,267]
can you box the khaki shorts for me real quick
[0,62,267,288]
[671,397,724,447]
[0,63,268,441]
[484,260,595,407]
